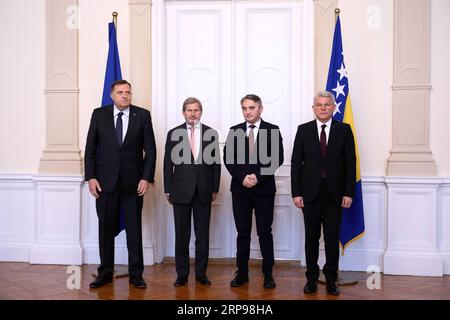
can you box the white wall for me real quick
[0,0,45,173]
[2,0,445,180]
[0,0,447,180]
[430,0,450,176]
[338,0,393,177]
[78,0,130,156]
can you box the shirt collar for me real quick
[246,119,261,129]
[186,122,201,130]
[316,118,332,130]
[114,105,130,117]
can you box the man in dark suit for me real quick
[223,94,284,289]
[291,91,356,295]
[85,80,156,289]
[164,97,221,287]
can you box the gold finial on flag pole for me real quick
[112,12,118,28]
[334,8,340,22]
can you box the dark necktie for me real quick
[320,124,327,158]
[320,124,327,178]
[248,124,256,155]
[116,112,123,146]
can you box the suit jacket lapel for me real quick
[256,119,266,145]
[181,123,195,163]
[200,124,211,163]
[122,106,136,147]
[310,120,322,156]
[327,119,338,155]
[105,106,120,147]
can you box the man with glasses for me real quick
[291,91,356,295]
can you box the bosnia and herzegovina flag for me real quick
[326,15,365,253]
[101,22,125,236]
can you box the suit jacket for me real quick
[290,119,356,202]
[163,123,221,204]
[84,104,157,192]
[223,119,284,195]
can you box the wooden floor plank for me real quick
[0,262,449,300]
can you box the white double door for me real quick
[161,0,313,262]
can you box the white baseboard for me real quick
[29,244,83,265]
[0,243,31,262]
[339,248,385,272]
[439,251,450,275]
[383,250,443,276]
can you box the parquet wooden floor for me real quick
[0,262,449,300]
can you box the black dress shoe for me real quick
[129,276,147,289]
[196,275,211,286]
[303,280,318,294]
[89,275,113,288]
[263,274,276,289]
[173,276,188,287]
[326,282,341,295]
[230,272,249,287]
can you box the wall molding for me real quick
[2,173,449,275]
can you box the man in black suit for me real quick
[223,94,284,289]
[164,97,221,287]
[85,80,156,289]
[291,91,356,295]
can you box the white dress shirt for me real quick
[187,122,201,160]
[316,118,332,145]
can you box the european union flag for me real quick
[101,22,125,236]
[101,22,122,107]
[326,16,365,253]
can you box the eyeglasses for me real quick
[314,103,334,108]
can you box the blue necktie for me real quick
[116,112,123,146]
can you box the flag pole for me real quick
[334,8,340,22]
[112,11,118,28]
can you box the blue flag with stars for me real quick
[326,16,365,253]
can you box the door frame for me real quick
[150,0,315,263]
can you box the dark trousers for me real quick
[173,189,211,278]
[96,179,144,278]
[302,180,341,283]
[232,192,275,276]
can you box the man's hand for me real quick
[88,179,102,199]
[341,196,353,208]
[248,174,258,185]
[242,174,258,188]
[166,193,173,205]
[293,196,304,209]
[212,192,218,202]
[137,179,150,196]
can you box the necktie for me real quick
[320,124,327,158]
[248,124,256,155]
[116,112,123,146]
[320,124,327,178]
[190,126,196,159]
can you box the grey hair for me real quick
[313,91,336,105]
